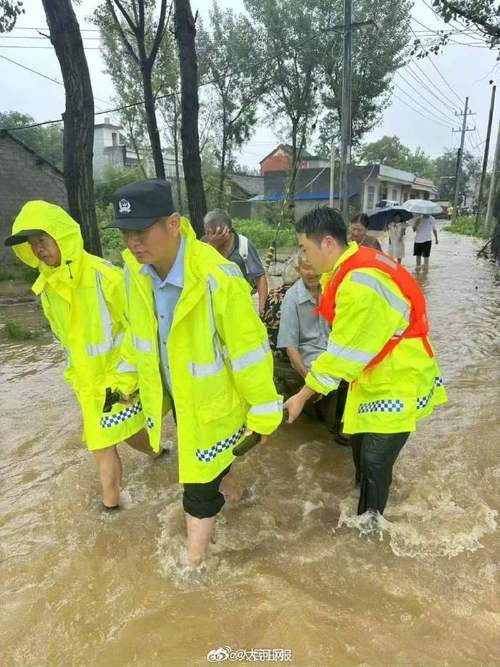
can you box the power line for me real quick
[395,74,456,126]
[406,57,460,111]
[0,45,100,50]
[11,25,100,32]
[404,61,458,113]
[392,92,455,130]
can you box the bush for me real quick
[232,218,297,250]
[0,267,16,281]
[94,165,145,209]
[21,265,39,283]
[443,216,490,240]
[3,320,36,340]
[96,203,124,258]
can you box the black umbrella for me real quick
[366,207,413,231]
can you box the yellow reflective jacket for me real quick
[306,242,447,434]
[10,201,145,449]
[113,218,282,484]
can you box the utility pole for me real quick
[485,119,500,232]
[329,143,336,208]
[475,84,496,231]
[340,0,352,221]
[451,97,474,225]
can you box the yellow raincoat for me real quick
[9,201,145,449]
[112,218,282,484]
[306,242,447,434]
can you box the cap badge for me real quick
[118,198,131,214]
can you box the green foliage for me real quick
[358,136,435,178]
[318,0,412,149]
[0,266,16,281]
[21,265,39,283]
[0,0,24,33]
[0,111,63,168]
[96,203,124,255]
[3,320,36,340]
[443,216,490,239]
[232,218,297,249]
[94,165,145,208]
[197,3,264,205]
[434,149,481,201]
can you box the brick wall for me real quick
[260,151,291,175]
[0,134,68,264]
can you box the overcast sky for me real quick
[1,0,498,170]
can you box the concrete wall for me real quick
[0,134,68,264]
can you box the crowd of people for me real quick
[4,180,447,566]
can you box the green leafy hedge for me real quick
[232,218,297,250]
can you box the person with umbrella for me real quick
[401,200,441,270]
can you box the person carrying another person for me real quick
[276,254,349,445]
[202,208,268,316]
[4,201,153,510]
[106,180,282,565]
[284,207,447,521]
[350,213,382,250]
[413,213,439,269]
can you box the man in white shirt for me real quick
[413,214,439,269]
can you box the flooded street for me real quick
[1,228,499,666]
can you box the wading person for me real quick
[387,213,406,264]
[202,209,268,316]
[4,201,152,510]
[107,180,282,565]
[413,214,438,269]
[284,207,447,521]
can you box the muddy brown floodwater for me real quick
[1,228,499,666]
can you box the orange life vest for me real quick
[317,246,434,369]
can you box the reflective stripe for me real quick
[124,265,131,301]
[189,357,225,377]
[189,274,225,378]
[219,264,242,278]
[327,340,375,364]
[351,271,410,321]
[87,331,124,357]
[117,360,137,373]
[310,369,342,389]
[132,335,152,353]
[375,253,398,270]
[249,399,283,416]
[86,272,118,357]
[231,340,270,372]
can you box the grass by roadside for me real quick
[443,216,491,240]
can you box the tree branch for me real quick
[149,0,168,65]
[106,0,139,64]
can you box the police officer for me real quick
[108,180,282,565]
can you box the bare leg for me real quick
[423,256,430,270]
[416,255,422,268]
[125,428,159,456]
[185,513,216,565]
[94,446,122,508]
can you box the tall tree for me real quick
[41,0,101,256]
[358,135,436,178]
[93,3,179,183]
[198,2,265,207]
[317,0,411,151]
[434,148,481,201]
[174,0,207,236]
[103,0,168,180]
[245,0,320,216]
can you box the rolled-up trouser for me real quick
[350,432,410,515]
[183,465,231,519]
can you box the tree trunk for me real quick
[218,123,228,208]
[128,122,147,177]
[142,64,166,180]
[41,0,101,256]
[174,0,207,238]
[173,95,184,211]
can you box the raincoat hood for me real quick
[10,201,85,295]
